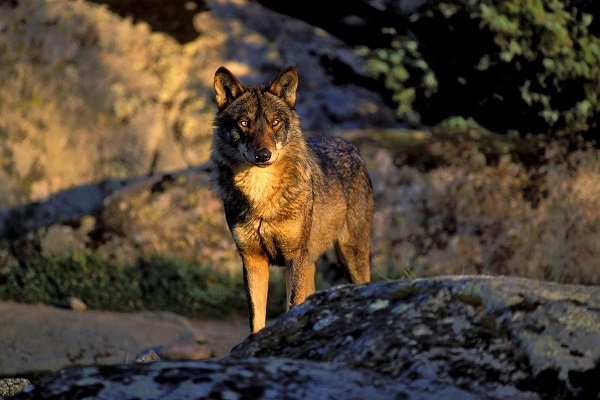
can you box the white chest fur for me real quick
[233,166,282,216]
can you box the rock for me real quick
[0,0,399,212]
[8,276,599,399]
[9,358,476,400]
[0,165,242,273]
[203,0,399,131]
[95,170,238,271]
[0,178,132,240]
[65,296,87,312]
[39,225,87,256]
[0,378,31,398]
[132,348,162,364]
[230,276,599,399]
[135,342,214,362]
[154,342,213,361]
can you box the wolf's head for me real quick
[212,66,302,168]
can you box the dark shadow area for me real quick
[254,0,395,49]
[0,0,19,8]
[88,0,208,44]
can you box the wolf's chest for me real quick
[232,166,286,216]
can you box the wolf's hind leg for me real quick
[286,262,316,310]
[337,170,373,284]
[335,206,372,283]
[305,262,316,298]
[335,239,371,284]
[336,197,373,283]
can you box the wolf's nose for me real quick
[254,148,272,163]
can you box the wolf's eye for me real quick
[272,118,280,127]
[238,119,249,128]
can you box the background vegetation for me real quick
[363,132,600,286]
[0,252,287,319]
[358,0,600,138]
[0,0,599,322]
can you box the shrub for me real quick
[357,0,600,138]
[0,252,287,319]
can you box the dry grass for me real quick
[368,138,600,285]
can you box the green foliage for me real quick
[137,255,247,318]
[0,252,287,319]
[431,116,487,135]
[357,31,438,124]
[0,252,143,310]
[358,0,600,138]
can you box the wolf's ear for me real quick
[214,67,245,109]
[268,66,298,108]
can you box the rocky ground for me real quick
[4,276,600,399]
[2,1,600,282]
[0,301,249,376]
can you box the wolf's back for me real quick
[307,136,372,195]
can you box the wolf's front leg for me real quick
[241,253,270,334]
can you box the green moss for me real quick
[432,116,487,135]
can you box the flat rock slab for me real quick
[0,301,203,376]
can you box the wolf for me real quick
[210,65,374,333]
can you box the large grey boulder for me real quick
[231,275,600,399]
[7,276,599,399]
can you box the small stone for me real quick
[134,348,161,363]
[0,378,31,397]
[156,342,214,360]
[66,297,87,312]
[412,324,433,337]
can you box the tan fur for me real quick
[210,66,374,333]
